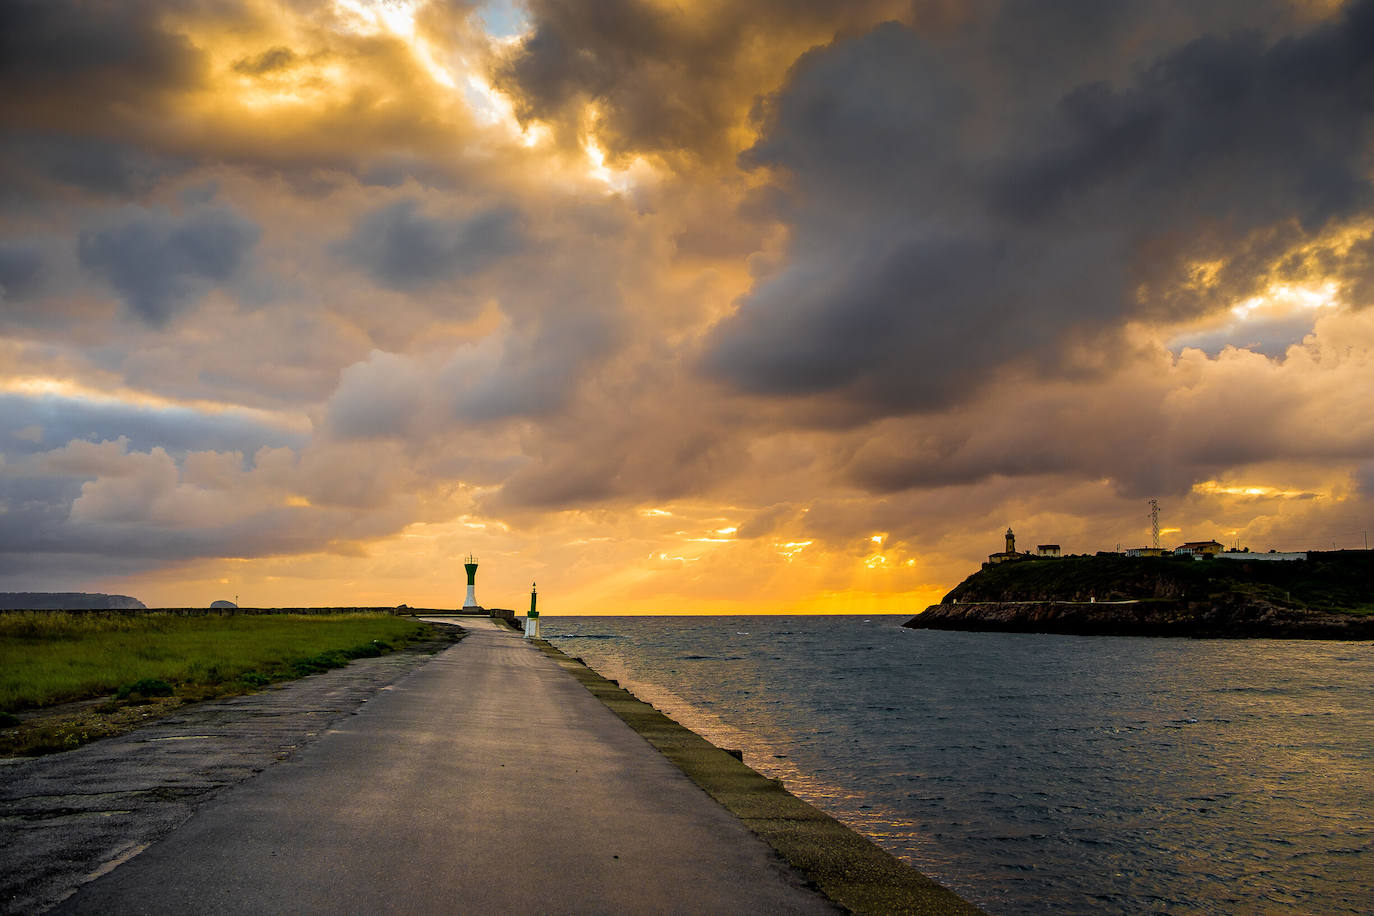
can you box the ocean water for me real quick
[541,615,1374,915]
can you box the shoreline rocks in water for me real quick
[905,598,1374,639]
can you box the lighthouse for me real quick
[524,582,540,639]
[462,555,480,610]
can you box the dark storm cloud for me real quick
[0,0,204,126]
[492,0,909,162]
[335,199,526,292]
[704,2,1374,415]
[78,205,261,325]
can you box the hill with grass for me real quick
[905,551,1374,639]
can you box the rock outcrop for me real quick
[906,551,1374,639]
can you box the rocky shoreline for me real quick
[905,598,1374,639]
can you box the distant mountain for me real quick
[0,593,147,610]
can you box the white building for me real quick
[1216,550,1307,562]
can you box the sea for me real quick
[540,615,1374,916]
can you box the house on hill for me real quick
[1174,540,1224,557]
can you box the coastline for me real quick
[7,619,981,915]
[905,599,1374,639]
[529,637,985,916]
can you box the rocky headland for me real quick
[905,551,1374,639]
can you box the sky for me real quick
[2,0,1374,613]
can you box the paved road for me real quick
[57,618,837,915]
[2,636,448,916]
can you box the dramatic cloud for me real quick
[705,3,1374,416]
[0,0,204,125]
[336,199,525,292]
[2,0,1373,610]
[77,205,260,325]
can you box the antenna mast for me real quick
[1149,499,1160,550]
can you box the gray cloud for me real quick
[0,132,193,196]
[232,46,298,76]
[0,0,204,126]
[0,394,305,461]
[78,205,261,325]
[335,199,525,292]
[0,243,44,300]
[704,2,1374,417]
[492,0,910,163]
[450,310,617,423]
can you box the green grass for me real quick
[0,612,433,713]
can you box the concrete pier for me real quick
[48,618,842,915]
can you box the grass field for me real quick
[0,612,435,714]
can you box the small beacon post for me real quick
[524,582,540,639]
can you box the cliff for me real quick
[0,592,147,610]
[905,552,1374,639]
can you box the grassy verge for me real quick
[0,612,446,756]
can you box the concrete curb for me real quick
[529,639,986,916]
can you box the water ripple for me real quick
[544,616,1374,916]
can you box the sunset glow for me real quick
[3,1,1374,612]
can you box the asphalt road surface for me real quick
[55,618,838,915]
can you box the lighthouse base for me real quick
[463,585,479,610]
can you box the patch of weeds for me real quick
[343,638,392,660]
[239,672,272,688]
[288,651,349,676]
[115,678,175,703]
[13,724,103,756]
[0,712,20,728]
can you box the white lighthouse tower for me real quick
[462,555,480,610]
[524,582,540,639]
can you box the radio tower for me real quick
[1149,499,1160,550]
